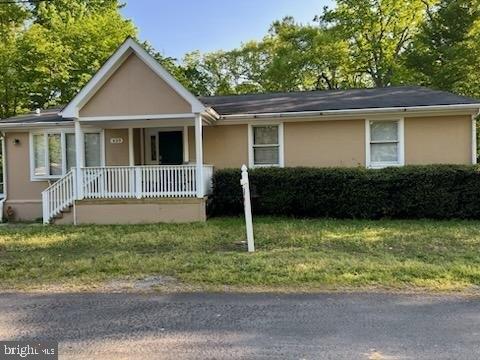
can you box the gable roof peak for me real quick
[62,37,205,118]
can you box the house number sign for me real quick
[110,138,124,144]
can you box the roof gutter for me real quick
[220,103,480,120]
[0,121,74,130]
[201,107,220,124]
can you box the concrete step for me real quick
[53,213,63,220]
[62,206,72,214]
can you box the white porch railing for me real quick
[42,165,214,224]
[42,169,77,224]
[82,165,213,199]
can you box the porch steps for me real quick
[51,205,73,224]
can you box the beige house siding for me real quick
[104,129,130,166]
[284,120,366,167]
[405,115,472,165]
[3,132,48,220]
[2,114,475,222]
[188,125,250,168]
[202,125,249,169]
[104,128,144,166]
[79,53,192,117]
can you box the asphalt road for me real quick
[1,292,480,359]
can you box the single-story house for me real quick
[1,37,479,224]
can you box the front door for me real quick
[158,131,183,165]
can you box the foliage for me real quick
[177,17,361,95]
[405,0,480,95]
[210,165,480,219]
[173,0,480,98]
[0,2,30,118]
[3,0,480,117]
[2,218,480,291]
[0,0,136,118]
[319,0,432,87]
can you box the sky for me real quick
[121,0,333,60]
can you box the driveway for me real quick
[0,292,479,359]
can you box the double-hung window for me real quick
[367,119,404,168]
[249,124,284,167]
[31,130,102,180]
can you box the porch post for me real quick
[74,121,85,199]
[128,127,135,166]
[195,113,204,198]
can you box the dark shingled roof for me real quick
[0,107,67,124]
[1,87,479,124]
[199,86,480,116]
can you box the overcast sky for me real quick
[121,0,333,60]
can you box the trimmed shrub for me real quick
[208,165,480,219]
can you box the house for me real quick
[0,37,479,224]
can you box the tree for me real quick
[0,0,136,118]
[405,0,480,95]
[261,17,357,91]
[28,0,136,107]
[462,14,480,97]
[319,0,431,87]
[0,2,30,117]
[177,17,359,96]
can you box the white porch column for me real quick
[74,121,85,199]
[128,127,135,166]
[183,125,189,163]
[195,113,204,198]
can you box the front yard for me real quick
[1,217,480,292]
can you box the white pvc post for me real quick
[128,127,135,166]
[240,164,255,252]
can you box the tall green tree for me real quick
[28,0,136,107]
[0,0,136,118]
[320,0,432,87]
[261,17,357,91]
[0,2,29,118]
[405,0,480,94]
[178,17,358,96]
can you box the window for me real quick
[30,130,102,180]
[367,119,404,168]
[65,133,76,170]
[33,134,46,176]
[48,134,62,176]
[84,133,101,167]
[249,124,283,167]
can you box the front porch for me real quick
[42,112,213,224]
[39,38,219,224]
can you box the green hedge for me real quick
[209,165,480,219]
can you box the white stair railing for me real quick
[42,169,77,224]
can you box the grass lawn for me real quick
[1,217,480,292]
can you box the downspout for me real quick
[0,133,7,222]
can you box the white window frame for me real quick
[29,128,105,181]
[248,123,284,168]
[365,118,405,169]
